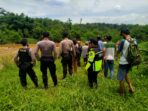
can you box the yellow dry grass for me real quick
[0,44,60,70]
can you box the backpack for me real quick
[126,38,142,67]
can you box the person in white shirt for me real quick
[103,35,115,79]
[117,29,134,96]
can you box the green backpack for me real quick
[127,38,142,67]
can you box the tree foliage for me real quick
[0,8,148,44]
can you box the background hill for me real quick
[0,7,148,111]
[0,8,148,44]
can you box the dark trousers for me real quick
[83,57,87,65]
[77,54,81,67]
[19,66,38,88]
[88,68,98,88]
[40,60,57,88]
[61,57,72,79]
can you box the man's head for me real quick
[106,35,112,41]
[77,40,81,45]
[42,32,49,38]
[62,32,68,38]
[120,29,130,38]
[73,39,77,45]
[85,41,88,45]
[89,38,98,48]
[20,38,28,46]
[97,35,102,41]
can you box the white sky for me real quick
[0,0,148,24]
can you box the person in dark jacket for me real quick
[14,39,38,89]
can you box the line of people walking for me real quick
[14,29,139,96]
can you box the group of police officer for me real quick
[14,32,103,89]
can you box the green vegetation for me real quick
[0,8,148,43]
[0,42,148,111]
[0,7,148,111]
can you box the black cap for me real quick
[89,38,98,45]
[120,29,130,35]
[106,35,112,41]
[43,32,49,37]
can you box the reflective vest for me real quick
[85,48,103,72]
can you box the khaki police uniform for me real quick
[34,39,57,88]
[59,38,76,79]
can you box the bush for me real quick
[0,29,21,44]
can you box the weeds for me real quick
[0,43,148,111]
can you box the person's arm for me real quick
[53,43,57,60]
[101,41,104,51]
[103,43,107,60]
[85,50,95,71]
[58,42,62,58]
[72,42,76,57]
[29,49,36,65]
[116,40,124,60]
[14,51,19,67]
[34,44,40,61]
[103,48,106,60]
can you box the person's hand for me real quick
[104,57,106,61]
[32,61,36,66]
[16,61,20,68]
[116,41,121,46]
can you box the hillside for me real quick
[0,8,148,44]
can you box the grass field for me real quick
[0,42,148,111]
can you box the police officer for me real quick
[85,39,103,88]
[34,32,57,89]
[14,39,38,89]
[76,40,82,67]
[59,32,76,79]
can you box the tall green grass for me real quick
[0,42,148,111]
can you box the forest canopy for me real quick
[0,8,148,44]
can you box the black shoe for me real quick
[54,83,57,86]
[62,77,66,80]
[94,83,98,89]
[129,89,134,94]
[23,86,27,90]
[44,86,48,89]
[35,85,39,88]
[89,84,93,88]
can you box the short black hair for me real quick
[62,32,68,38]
[106,35,112,41]
[89,38,98,45]
[73,39,77,45]
[120,28,130,35]
[97,35,102,40]
[20,38,28,46]
[43,32,49,38]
